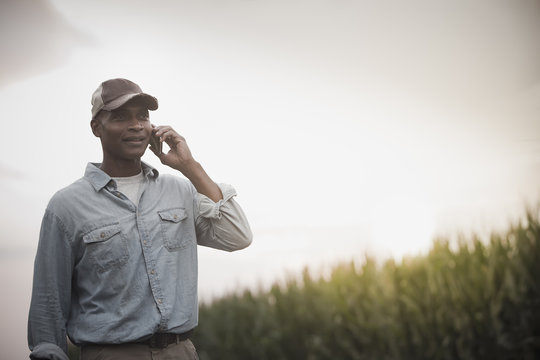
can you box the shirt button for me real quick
[143,240,148,245]
[151,270,155,275]
[158,299,163,304]
[173,215,178,220]
[100,232,106,239]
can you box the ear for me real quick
[90,118,101,138]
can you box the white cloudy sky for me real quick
[1,0,540,357]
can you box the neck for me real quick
[100,158,143,177]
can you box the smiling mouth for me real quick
[123,136,146,143]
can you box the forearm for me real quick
[180,160,223,203]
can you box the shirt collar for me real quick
[84,162,160,192]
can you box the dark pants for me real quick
[81,339,199,360]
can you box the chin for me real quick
[131,149,148,159]
[123,144,149,158]
[116,150,145,162]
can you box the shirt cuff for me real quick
[30,342,70,360]
[197,183,237,219]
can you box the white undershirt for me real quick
[112,171,145,206]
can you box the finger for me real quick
[160,129,184,145]
[154,126,173,139]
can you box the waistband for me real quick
[83,330,193,350]
[140,330,193,349]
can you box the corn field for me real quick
[192,209,540,360]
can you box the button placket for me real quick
[136,212,166,326]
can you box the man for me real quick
[27,78,252,360]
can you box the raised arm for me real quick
[151,125,223,202]
[150,125,252,251]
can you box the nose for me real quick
[127,114,144,130]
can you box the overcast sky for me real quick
[1,0,540,357]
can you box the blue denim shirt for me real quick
[28,162,252,360]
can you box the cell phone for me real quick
[149,133,162,154]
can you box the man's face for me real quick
[91,99,152,163]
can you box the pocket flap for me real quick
[158,208,187,223]
[83,224,121,244]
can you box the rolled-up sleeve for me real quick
[195,183,252,251]
[28,210,73,360]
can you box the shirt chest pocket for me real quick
[83,223,129,273]
[158,208,195,251]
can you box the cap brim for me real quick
[102,93,158,112]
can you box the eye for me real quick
[138,112,149,121]
[111,112,127,121]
